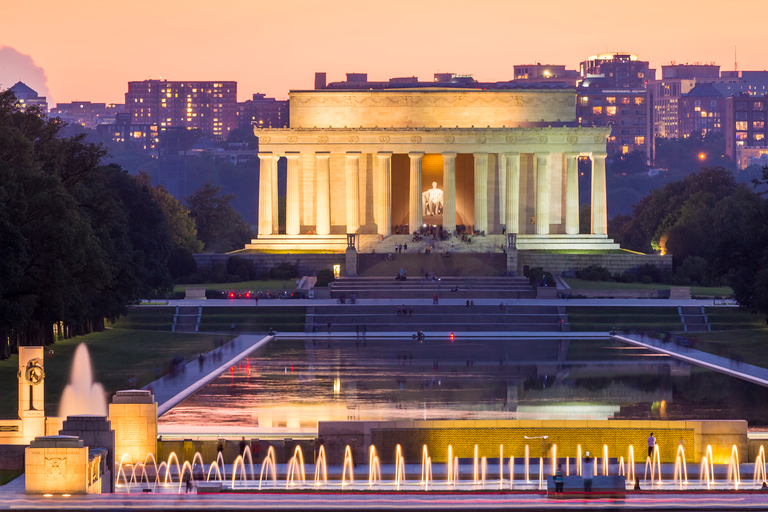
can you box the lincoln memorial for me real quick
[249,87,617,253]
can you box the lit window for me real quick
[756,133,765,140]
[592,106,603,115]
[606,97,616,105]
[634,97,644,106]
[634,136,645,145]
[736,121,749,131]
[755,121,765,130]
[606,106,617,116]
[622,97,631,105]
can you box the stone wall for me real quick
[0,444,25,470]
[193,253,345,277]
[518,252,672,275]
[318,419,746,465]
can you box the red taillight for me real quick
[245,292,251,298]
[229,292,235,298]
[450,333,455,342]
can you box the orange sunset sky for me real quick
[2,0,768,106]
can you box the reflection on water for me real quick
[159,337,768,433]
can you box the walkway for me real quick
[143,334,273,416]
[613,333,768,388]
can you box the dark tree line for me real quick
[0,92,253,354]
[610,166,768,318]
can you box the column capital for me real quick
[315,152,331,160]
[503,152,520,157]
[377,151,393,159]
[473,152,488,161]
[285,152,301,160]
[441,151,458,159]
[346,151,362,159]
[408,151,425,159]
[590,152,608,159]
[258,151,273,158]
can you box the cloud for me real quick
[0,46,52,104]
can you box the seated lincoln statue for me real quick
[422,182,444,216]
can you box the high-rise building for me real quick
[50,102,124,129]
[651,64,720,139]
[577,76,651,160]
[9,81,47,111]
[678,84,724,139]
[513,64,580,86]
[237,93,289,129]
[725,93,768,169]
[579,53,655,89]
[125,80,237,139]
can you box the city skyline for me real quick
[2,0,768,105]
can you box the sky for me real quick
[2,0,768,106]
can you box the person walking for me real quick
[647,432,656,458]
[582,452,594,492]
[554,464,564,493]
[239,437,247,456]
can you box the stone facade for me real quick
[109,390,157,466]
[251,88,617,256]
[25,435,103,495]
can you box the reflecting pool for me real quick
[159,337,768,434]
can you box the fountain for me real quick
[59,344,107,418]
[673,444,688,488]
[551,444,557,476]
[627,446,636,484]
[473,445,479,484]
[499,445,504,490]
[727,444,741,489]
[524,445,530,482]
[420,445,432,490]
[509,456,515,488]
[394,444,406,490]
[603,444,609,476]
[700,445,715,489]
[286,446,306,487]
[754,446,766,485]
[314,446,328,486]
[577,445,582,475]
[342,445,355,486]
[259,446,277,489]
[644,445,662,485]
[369,445,381,486]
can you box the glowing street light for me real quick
[699,153,706,160]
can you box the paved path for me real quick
[143,335,273,416]
[613,333,768,388]
[161,298,736,308]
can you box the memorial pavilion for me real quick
[249,86,618,252]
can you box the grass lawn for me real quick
[563,278,733,296]
[111,307,174,330]
[567,306,683,332]
[705,307,765,330]
[685,328,768,368]
[198,307,306,332]
[0,470,22,486]
[173,280,299,293]
[0,329,234,419]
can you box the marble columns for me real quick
[408,152,423,230]
[535,153,550,235]
[270,154,279,234]
[473,153,488,233]
[285,152,300,235]
[315,152,331,235]
[345,152,360,233]
[257,152,273,236]
[442,152,457,230]
[504,152,520,233]
[591,152,608,235]
[377,152,392,236]
[564,152,580,235]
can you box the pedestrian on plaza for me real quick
[239,437,247,456]
[356,325,360,335]
[184,473,193,493]
[327,322,332,334]
[647,433,656,458]
[216,438,224,459]
[404,243,408,251]
[554,464,564,493]
[433,293,439,305]
[582,452,594,492]
[408,306,413,315]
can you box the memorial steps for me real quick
[329,276,532,299]
[308,304,567,333]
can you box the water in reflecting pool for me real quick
[159,337,768,434]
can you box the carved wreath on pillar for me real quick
[260,136,271,144]
[506,135,517,144]
[348,135,359,143]
[594,135,606,143]
[567,135,578,144]
[379,135,390,143]
[318,135,329,143]
[287,136,298,143]
[444,135,455,143]
[537,135,548,144]
[476,135,487,144]
[410,136,422,143]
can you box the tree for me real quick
[137,172,203,254]
[186,181,253,253]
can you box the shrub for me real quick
[316,269,335,287]
[636,263,661,283]
[227,256,253,280]
[641,275,653,284]
[527,267,554,287]
[576,265,611,281]
[269,262,298,280]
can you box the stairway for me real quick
[310,304,568,333]
[329,276,534,300]
[173,305,201,332]
[678,306,710,332]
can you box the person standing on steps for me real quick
[648,432,656,458]
[554,464,564,493]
